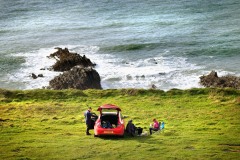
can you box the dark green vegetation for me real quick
[0,88,239,160]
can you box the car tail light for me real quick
[117,121,123,127]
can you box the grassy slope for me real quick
[0,88,239,160]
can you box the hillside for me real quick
[0,88,240,160]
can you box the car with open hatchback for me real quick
[94,104,125,137]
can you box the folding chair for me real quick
[161,122,165,129]
[152,122,161,134]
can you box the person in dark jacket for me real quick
[125,119,136,136]
[84,107,92,135]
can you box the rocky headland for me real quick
[200,71,240,89]
[46,47,101,90]
[48,47,95,71]
[49,66,102,90]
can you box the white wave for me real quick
[9,48,61,89]
[83,50,204,90]
[9,45,205,90]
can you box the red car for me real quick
[94,104,125,137]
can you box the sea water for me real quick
[0,0,239,90]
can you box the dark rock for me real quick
[136,75,145,79]
[38,74,44,77]
[159,72,166,76]
[200,71,240,89]
[151,84,157,89]
[48,66,102,90]
[31,73,37,79]
[47,47,95,72]
[199,71,219,87]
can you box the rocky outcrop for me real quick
[44,47,102,90]
[31,73,38,79]
[48,47,95,71]
[200,71,240,89]
[48,66,102,90]
[31,73,44,79]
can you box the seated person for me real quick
[149,118,159,135]
[126,120,143,136]
[125,119,136,136]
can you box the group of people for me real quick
[126,118,164,136]
[84,107,164,136]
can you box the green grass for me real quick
[0,88,239,160]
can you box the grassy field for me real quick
[0,88,239,160]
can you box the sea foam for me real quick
[9,45,206,90]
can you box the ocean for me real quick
[0,0,239,90]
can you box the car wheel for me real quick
[94,134,98,137]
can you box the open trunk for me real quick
[100,112,119,128]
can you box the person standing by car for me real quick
[84,107,92,135]
[149,118,159,135]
